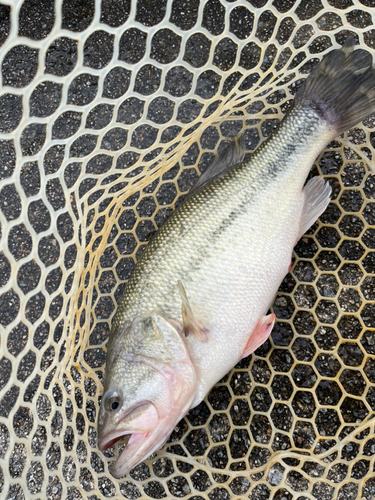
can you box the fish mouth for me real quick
[98,403,164,478]
[99,431,133,451]
[99,430,147,454]
[99,429,154,478]
[98,402,154,453]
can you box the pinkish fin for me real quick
[178,281,208,341]
[241,314,275,359]
[298,176,331,240]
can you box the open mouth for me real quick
[99,429,151,477]
[100,431,133,451]
[97,402,164,476]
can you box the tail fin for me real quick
[295,37,375,135]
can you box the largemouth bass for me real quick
[98,39,375,477]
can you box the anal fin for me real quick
[178,281,208,342]
[298,176,332,240]
[241,314,275,359]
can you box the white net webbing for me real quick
[1,1,375,499]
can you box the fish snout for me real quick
[98,402,158,450]
[98,402,164,478]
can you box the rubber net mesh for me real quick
[1,1,375,499]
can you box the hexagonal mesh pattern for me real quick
[0,1,375,499]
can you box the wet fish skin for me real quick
[98,39,375,477]
[99,109,332,478]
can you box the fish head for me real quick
[98,313,197,477]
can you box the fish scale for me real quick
[98,39,375,478]
[110,108,326,345]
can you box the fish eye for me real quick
[104,392,120,412]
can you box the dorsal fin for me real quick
[187,135,246,198]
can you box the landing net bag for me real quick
[0,1,375,499]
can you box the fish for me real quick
[97,38,375,478]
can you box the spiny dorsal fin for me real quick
[178,281,208,341]
[187,134,246,198]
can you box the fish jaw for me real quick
[98,402,162,478]
[98,402,157,450]
[98,397,194,478]
[98,402,160,478]
[110,431,152,476]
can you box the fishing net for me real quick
[1,0,375,498]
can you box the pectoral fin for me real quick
[178,281,208,342]
[241,314,275,359]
